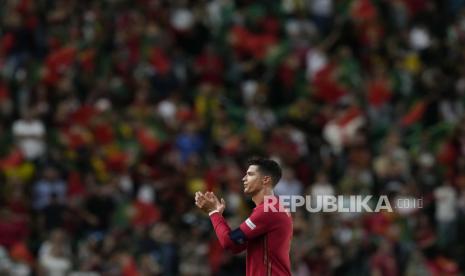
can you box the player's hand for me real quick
[195,191,206,209]
[195,191,225,215]
[205,191,225,214]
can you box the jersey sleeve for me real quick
[210,212,247,254]
[239,205,274,239]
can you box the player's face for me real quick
[242,165,264,195]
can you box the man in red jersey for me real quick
[195,158,293,276]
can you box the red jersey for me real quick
[210,196,293,276]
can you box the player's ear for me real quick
[263,175,272,186]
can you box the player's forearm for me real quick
[209,212,234,247]
[209,212,245,253]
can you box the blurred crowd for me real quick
[1,0,465,275]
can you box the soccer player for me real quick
[195,158,292,276]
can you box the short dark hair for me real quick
[247,158,282,186]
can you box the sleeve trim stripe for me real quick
[245,218,256,230]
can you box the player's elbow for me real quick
[220,240,244,254]
[223,229,247,253]
[215,228,246,253]
[218,238,235,250]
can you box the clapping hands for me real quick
[195,191,226,215]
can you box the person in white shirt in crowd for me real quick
[434,181,458,249]
[307,172,336,232]
[38,229,72,276]
[309,171,335,200]
[274,166,304,197]
[12,110,46,161]
[0,246,30,276]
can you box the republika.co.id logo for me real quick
[264,195,423,213]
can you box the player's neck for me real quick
[252,187,274,206]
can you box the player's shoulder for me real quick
[256,199,292,220]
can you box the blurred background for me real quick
[1,0,465,275]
